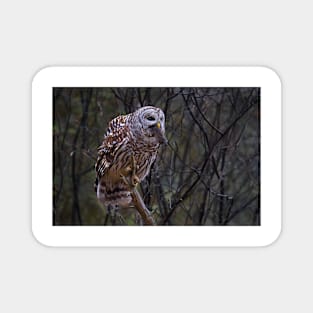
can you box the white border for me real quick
[32,66,281,247]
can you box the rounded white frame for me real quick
[32,66,281,247]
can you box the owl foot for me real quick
[120,174,139,190]
[131,175,140,187]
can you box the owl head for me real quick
[134,106,167,146]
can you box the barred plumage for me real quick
[95,106,167,208]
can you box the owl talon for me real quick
[120,174,136,190]
[131,175,140,187]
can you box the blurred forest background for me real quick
[53,87,260,226]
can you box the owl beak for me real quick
[156,122,161,128]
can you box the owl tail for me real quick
[96,177,132,209]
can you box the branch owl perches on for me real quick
[94,106,167,224]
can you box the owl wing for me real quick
[95,115,129,180]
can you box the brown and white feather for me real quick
[95,106,166,208]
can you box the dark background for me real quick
[53,87,260,226]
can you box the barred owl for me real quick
[95,106,167,209]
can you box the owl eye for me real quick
[146,116,155,121]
